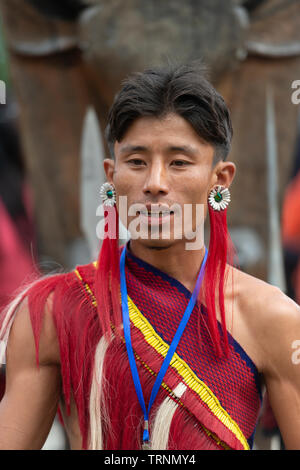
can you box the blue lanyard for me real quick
[120,245,208,447]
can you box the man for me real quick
[0,63,300,450]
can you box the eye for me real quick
[127,158,146,166]
[171,160,190,167]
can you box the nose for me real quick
[142,159,169,197]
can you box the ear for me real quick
[211,160,236,189]
[103,158,115,184]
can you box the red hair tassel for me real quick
[94,204,121,339]
[203,204,237,357]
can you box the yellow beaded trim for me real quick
[75,264,249,450]
[74,268,97,307]
[126,296,249,450]
[114,324,230,450]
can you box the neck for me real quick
[128,240,206,293]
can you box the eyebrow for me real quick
[168,145,198,156]
[119,145,148,154]
[119,144,198,156]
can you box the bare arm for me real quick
[262,290,300,449]
[0,295,61,449]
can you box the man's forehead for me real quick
[119,113,196,136]
[114,114,211,154]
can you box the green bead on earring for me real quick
[100,182,116,206]
[208,185,230,211]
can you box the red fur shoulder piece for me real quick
[0,261,100,449]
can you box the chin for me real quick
[131,237,179,251]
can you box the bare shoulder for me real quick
[233,266,300,327]
[230,266,300,374]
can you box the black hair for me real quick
[105,62,233,163]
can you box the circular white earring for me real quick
[208,185,231,211]
[99,182,116,206]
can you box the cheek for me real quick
[179,172,211,204]
[113,167,133,196]
[113,168,140,220]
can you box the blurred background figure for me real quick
[0,99,38,313]
[282,121,300,306]
[0,25,38,402]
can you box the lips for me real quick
[138,204,174,216]
[139,209,173,216]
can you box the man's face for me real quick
[104,113,229,250]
